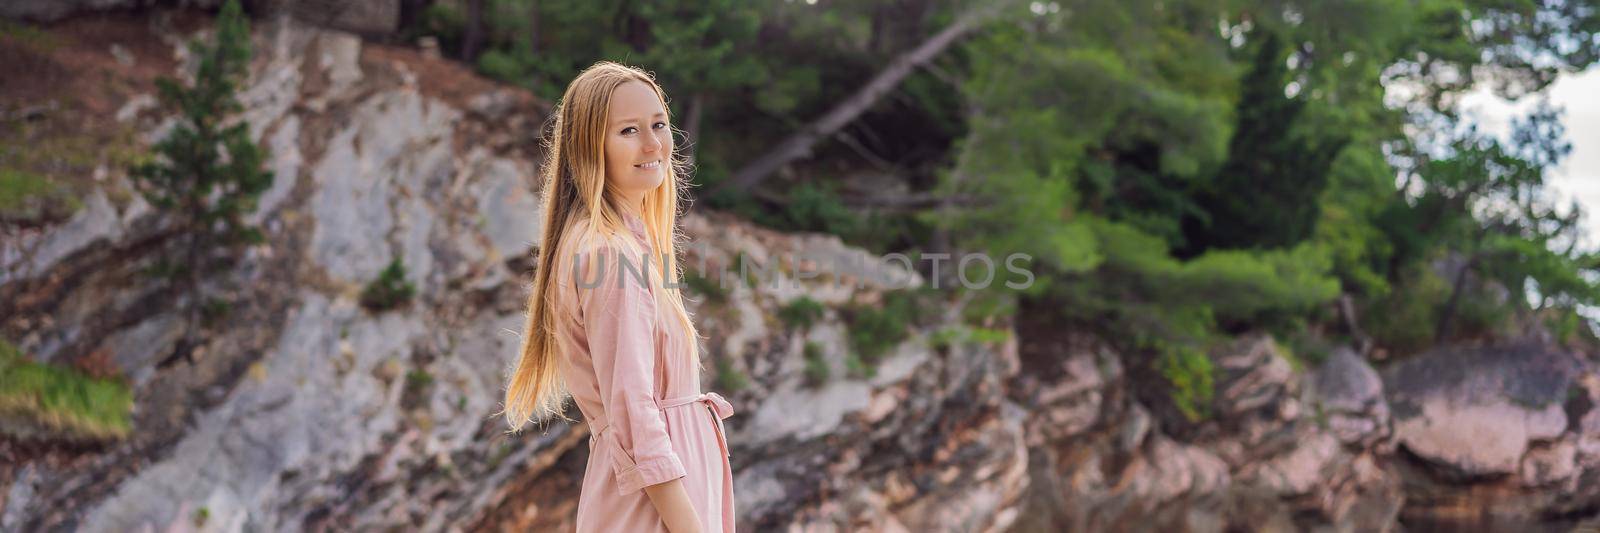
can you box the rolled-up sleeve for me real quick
[576,244,685,494]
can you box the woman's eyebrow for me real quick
[611,112,668,128]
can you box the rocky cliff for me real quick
[4,11,1600,533]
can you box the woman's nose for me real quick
[643,129,662,152]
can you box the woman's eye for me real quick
[652,122,667,130]
[621,126,637,135]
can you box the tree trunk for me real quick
[462,0,485,62]
[1436,229,1489,342]
[528,0,539,58]
[158,214,207,368]
[398,0,434,40]
[1338,294,1373,356]
[1435,254,1475,343]
[183,231,204,363]
[684,92,705,168]
[706,2,1012,197]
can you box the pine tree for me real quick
[131,0,270,367]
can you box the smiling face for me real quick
[603,80,672,213]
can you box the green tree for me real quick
[1380,105,1600,344]
[131,0,271,366]
[930,0,1600,418]
[1181,31,1349,254]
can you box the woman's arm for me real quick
[577,244,703,530]
[644,478,704,533]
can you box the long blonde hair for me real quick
[501,61,700,433]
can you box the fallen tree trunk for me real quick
[707,2,1014,197]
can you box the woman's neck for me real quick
[618,191,646,218]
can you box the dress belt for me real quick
[587,392,735,459]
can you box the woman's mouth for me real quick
[635,160,661,169]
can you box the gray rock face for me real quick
[1314,347,1391,447]
[308,89,459,289]
[1012,333,1406,533]
[1,188,141,287]
[1380,341,1600,521]
[81,291,415,531]
[1385,342,1580,478]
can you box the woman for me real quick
[501,61,735,533]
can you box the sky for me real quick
[1457,67,1600,250]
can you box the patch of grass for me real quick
[734,251,766,289]
[845,290,925,366]
[400,368,435,410]
[1,120,143,217]
[0,168,81,223]
[0,338,133,441]
[968,326,1010,344]
[361,259,417,311]
[0,168,55,209]
[778,297,826,332]
[1156,344,1214,423]
[961,289,1017,327]
[844,352,875,379]
[1271,336,1303,373]
[0,20,62,51]
[931,325,1012,350]
[682,270,728,305]
[405,369,434,390]
[713,357,748,393]
[930,326,964,350]
[802,342,829,386]
[200,297,233,329]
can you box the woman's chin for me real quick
[635,168,666,188]
[613,173,665,198]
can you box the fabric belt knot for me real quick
[585,392,736,459]
[657,392,735,458]
[656,392,735,420]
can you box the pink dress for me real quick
[556,212,737,532]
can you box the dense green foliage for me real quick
[412,0,966,251]
[845,289,932,367]
[927,0,1597,420]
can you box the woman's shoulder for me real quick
[564,227,644,271]
[557,224,651,290]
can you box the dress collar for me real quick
[621,211,648,243]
